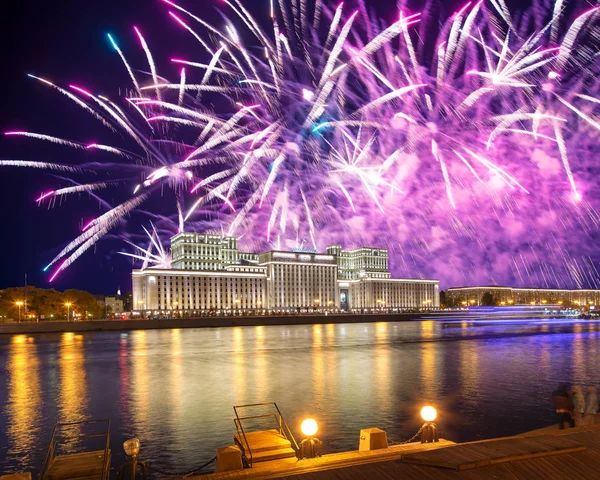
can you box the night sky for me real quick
[0,0,212,293]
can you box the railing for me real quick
[40,419,111,480]
[233,402,299,467]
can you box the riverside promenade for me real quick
[184,419,600,480]
[0,312,444,335]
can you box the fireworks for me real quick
[3,0,600,288]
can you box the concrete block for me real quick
[359,428,388,451]
[215,445,243,472]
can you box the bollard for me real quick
[215,445,243,472]
[359,428,388,451]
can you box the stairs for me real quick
[234,429,297,463]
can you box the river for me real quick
[1,318,600,477]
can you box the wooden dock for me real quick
[183,439,455,480]
[182,422,600,480]
[42,450,110,480]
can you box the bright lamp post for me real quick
[15,301,24,322]
[65,302,72,321]
[298,418,322,459]
[420,406,439,443]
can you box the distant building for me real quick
[133,232,440,313]
[445,286,600,306]
[105,296,124,314]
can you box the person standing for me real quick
[584,386,598,426]
[552,384,573,429]
[572,385,586,427]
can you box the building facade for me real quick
[105,296,124,314]
[132,233,440,314]
[445,286,600,306]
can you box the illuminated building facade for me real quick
[132,233,440,313]
[446,286,600,306]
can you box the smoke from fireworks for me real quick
[3,0,600,288]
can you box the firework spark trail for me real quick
[107,33,141,94]
[36,182,109,203]
[118,223,172,269]
[1,0,600,289]
[0,160,82,172]
[4,131,85,149]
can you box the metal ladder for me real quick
[233,402,299,467]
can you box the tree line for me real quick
[0,286,103,321]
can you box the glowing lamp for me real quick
[123,438,141,458]
[298,419,322,459]
[419,406,439,444]
[420,406,437,423]
[301,419,318,437]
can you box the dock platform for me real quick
[181,422,600,480]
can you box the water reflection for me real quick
[170,329,183,417]
[420,321,441,402]
[458,339,480,414]
[131,331,149,431]
[232,327,247,403]
[375,323,391,411]
[253,326,267,400]
[573,323,586,383]
[58,333,88,451]
[5,335,41,467]
[2,318,600,478]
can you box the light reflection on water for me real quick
[1,319,600,478]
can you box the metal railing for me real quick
[40,419,111,480]
[233,402,299,467]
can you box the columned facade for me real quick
[132,233,440,314]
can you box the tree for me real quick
[0,286,103,321]
[481,291,495,306]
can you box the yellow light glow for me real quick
[65,302,72,308]
[420,405,437,422]
[301,418,318,437]
[15,301,24,307]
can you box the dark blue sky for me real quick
[0,0,212,294]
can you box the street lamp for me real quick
[420,406,439,443]
[65,302,72,321]
[298,419,322,459]
[118,438,147,480]
[15,301,24,322]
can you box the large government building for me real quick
[445,286,600,306]
[132,232,440,314]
